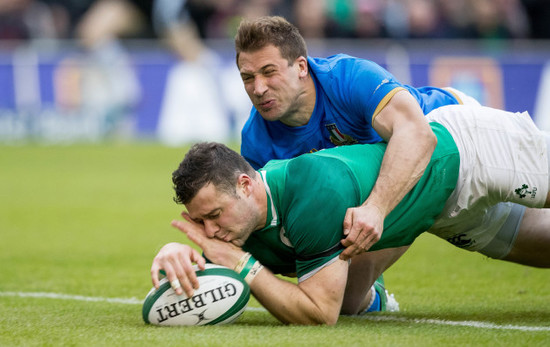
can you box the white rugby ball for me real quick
[142,264,250,326]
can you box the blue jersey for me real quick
[241,54,460,169]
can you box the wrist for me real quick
[234,252,264,285]
[234,252,251,273]
[363,198,389,217]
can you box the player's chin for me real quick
[257,107,281,122]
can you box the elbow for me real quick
[325,315,339,326]
[309,311,340,326]
[301,316,338,326]
[316,304,341,325]
[288,311,339,326]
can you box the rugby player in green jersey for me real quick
[151,104,550,325]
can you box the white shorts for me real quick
[425,105,549,253]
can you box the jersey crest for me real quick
[325,123,358,146]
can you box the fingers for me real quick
[342,210,353,236]
[339,223,380,260]
[340,205,385,260]
[151,262,162,289]
[171,219,206,246]
[171,219,189,234]
[150,243,205,297]
[355,229,379,251]
[340,230,381,260]
[340,223,360,247]
[170,278,182,293]
[191,248,207,271]
[174,254,200,297]
[339,244,358,261]
[340,227,363,260]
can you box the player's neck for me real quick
[280,77,316,127]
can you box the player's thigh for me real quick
[341,246,408,315]
[502,207,550,267]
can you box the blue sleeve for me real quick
[311,56,405,129]
[346,59,405,123]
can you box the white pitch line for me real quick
[0,291,143,305]
[359,315,550,332]
[1,291,549,332]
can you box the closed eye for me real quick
[191,217,204,225]
[205,210,221,220]
[241,74,253,83]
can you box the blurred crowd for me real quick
[1,0,550,45]
[1,0,549,144]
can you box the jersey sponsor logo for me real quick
[514,184,537,199]
[325,123,358,146]
[373,78,390,94]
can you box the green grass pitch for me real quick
[1,143,549,346]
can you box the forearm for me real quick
[248,269,330,325]
[247,259,349,325]
[365,124,436,214]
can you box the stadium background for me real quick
[0,0,550,144]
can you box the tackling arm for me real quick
[368,90,437,217]
[340,90,437,259]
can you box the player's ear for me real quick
[237,174,253,196]
[296,56,308,78]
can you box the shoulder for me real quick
[308,54,383,75]
[308,55,399,102]
[283,152,359,214]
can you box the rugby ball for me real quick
[142,264,250,326]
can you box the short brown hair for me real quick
[172,142,256,205]
[235,16,308,67]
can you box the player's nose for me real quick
[203,220,220,238]
[253,77,268,96]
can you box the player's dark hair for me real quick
[235,16,308,67]
[172,142,256,205]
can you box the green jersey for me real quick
[242,123,460,281]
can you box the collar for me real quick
[259,170,278,228]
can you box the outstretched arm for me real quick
[246,257,348,325]
[167,218,349,325]
[340,90,437,259]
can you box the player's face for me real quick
[238,45,306,124]
[185,183,260,247]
